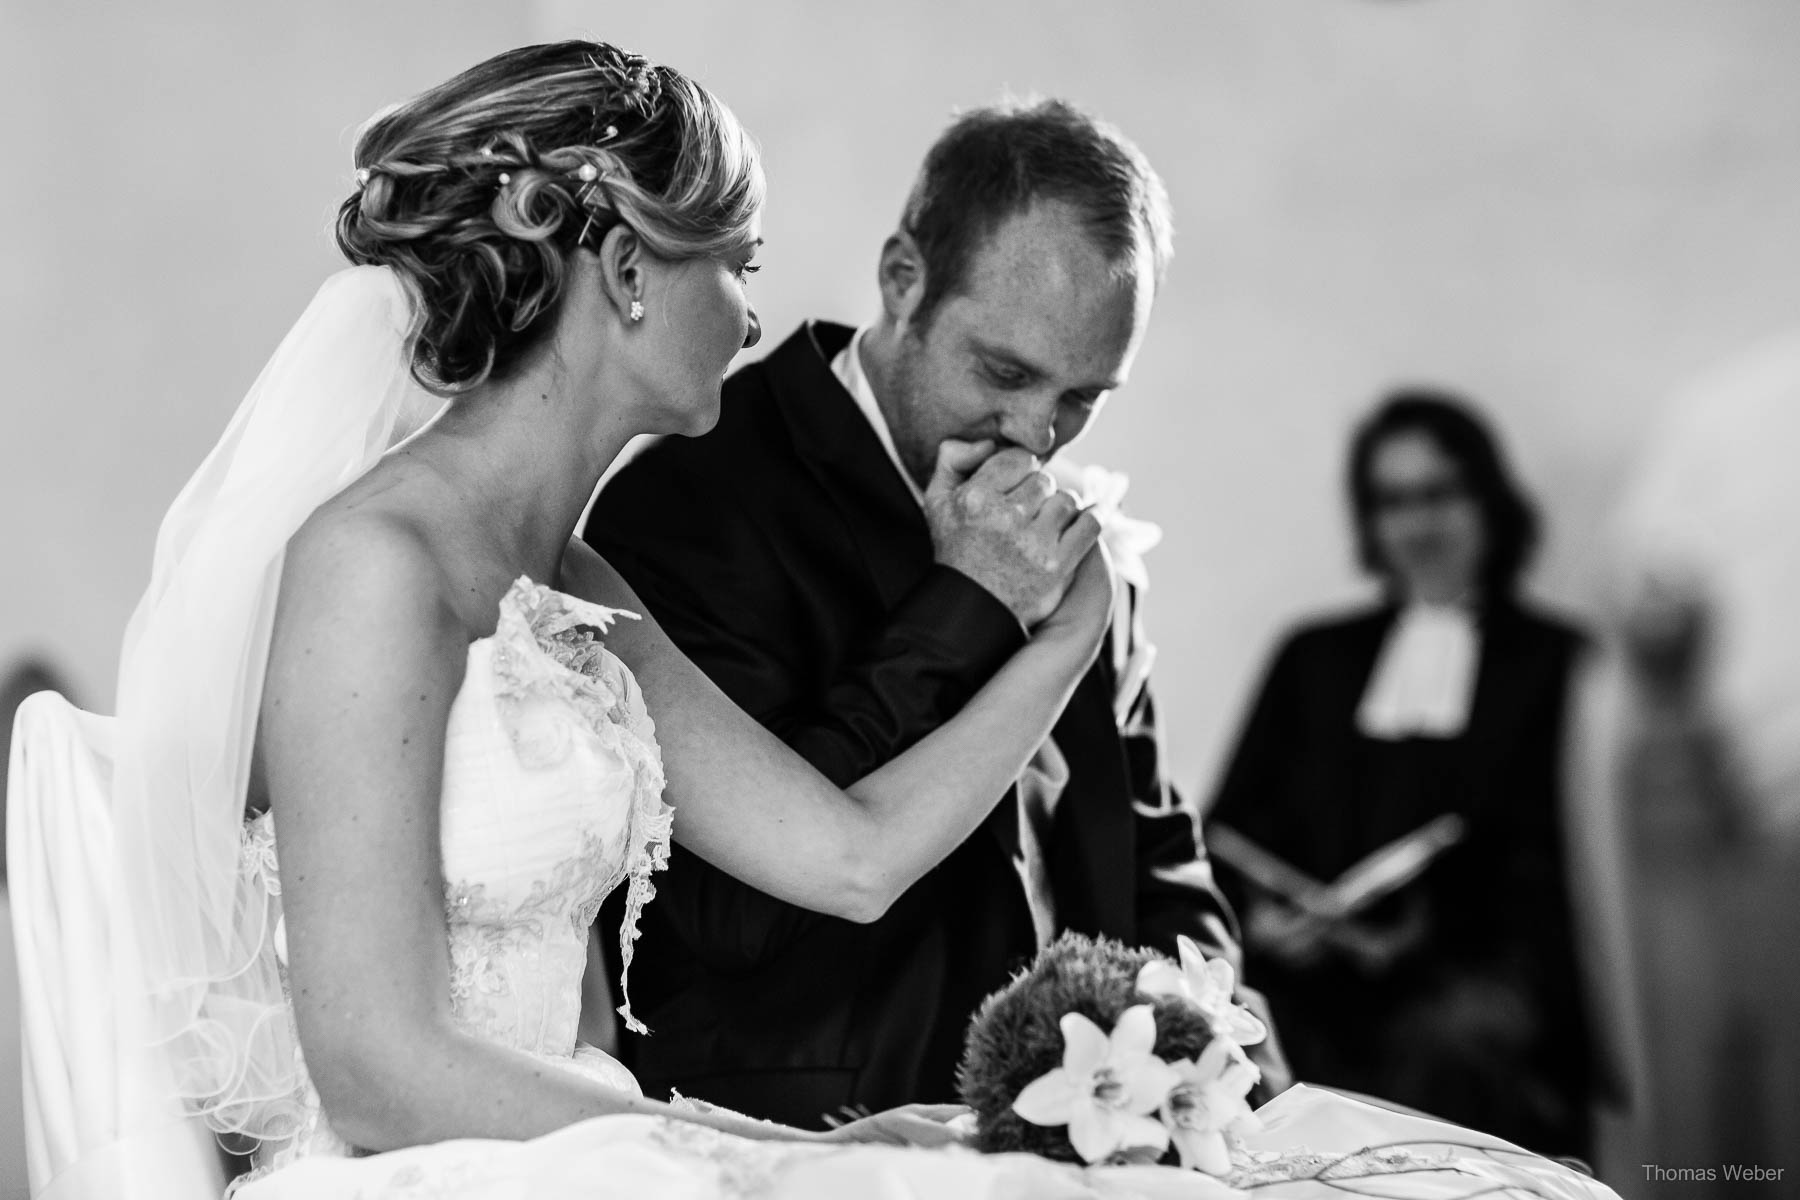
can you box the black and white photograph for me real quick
[3,3,1798,1197]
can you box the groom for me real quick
[586,98,1281,1125]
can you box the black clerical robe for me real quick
[1208,602,1594,1157]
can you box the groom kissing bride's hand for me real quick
[585,88,1266,1134]
[925,438,1104,630]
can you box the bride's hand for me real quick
[817,1102,971,1147]
[1035,541,1116,658]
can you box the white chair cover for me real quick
[8,690,227,1199]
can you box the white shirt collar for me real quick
[831,326,926,509]
[1356,603,1480,739]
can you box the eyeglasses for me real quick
[1368,480,1471,513]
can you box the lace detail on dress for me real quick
[487,578,653,773]
[442,827,612,1032]
[614,791,673,1034]
[485,577,672,1034]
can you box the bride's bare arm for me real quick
[559,531,1111,923]
[262,518,933,1150]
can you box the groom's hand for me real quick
[925,440,1100,628]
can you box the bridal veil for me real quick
[7,267,440,1195]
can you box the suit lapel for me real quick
[761,322,933,611]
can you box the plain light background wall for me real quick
[3,5,1799,1192]
[0,0,527,717]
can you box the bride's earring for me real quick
[629,299,644,323]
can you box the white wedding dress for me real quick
[235,576,669,1176]
[215,576,1618,1200]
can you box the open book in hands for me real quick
[1207,814,1466,973]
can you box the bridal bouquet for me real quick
[959,932,1267,1178]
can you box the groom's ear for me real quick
[876,231,926,324]
[592,223,648,325]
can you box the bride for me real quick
[9,38,1620,1200]
[17,37,1124,1198]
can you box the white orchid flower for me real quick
[1011,1005,1183,1164]
[1136,935,1268,1046]
[1160,1039,1263,1176]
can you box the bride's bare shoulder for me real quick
[558,536,647,612]
[251,495,472,819]
[276,502,466,655]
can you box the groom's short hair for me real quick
[897,97,1172,330]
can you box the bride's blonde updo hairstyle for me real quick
[337,41,763,394]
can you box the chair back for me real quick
[7,691,228,1199]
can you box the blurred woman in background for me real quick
[1207,390,1596,1159]
[1569,332,1800,1194]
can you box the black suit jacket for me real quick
[584,321,1236,1126]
